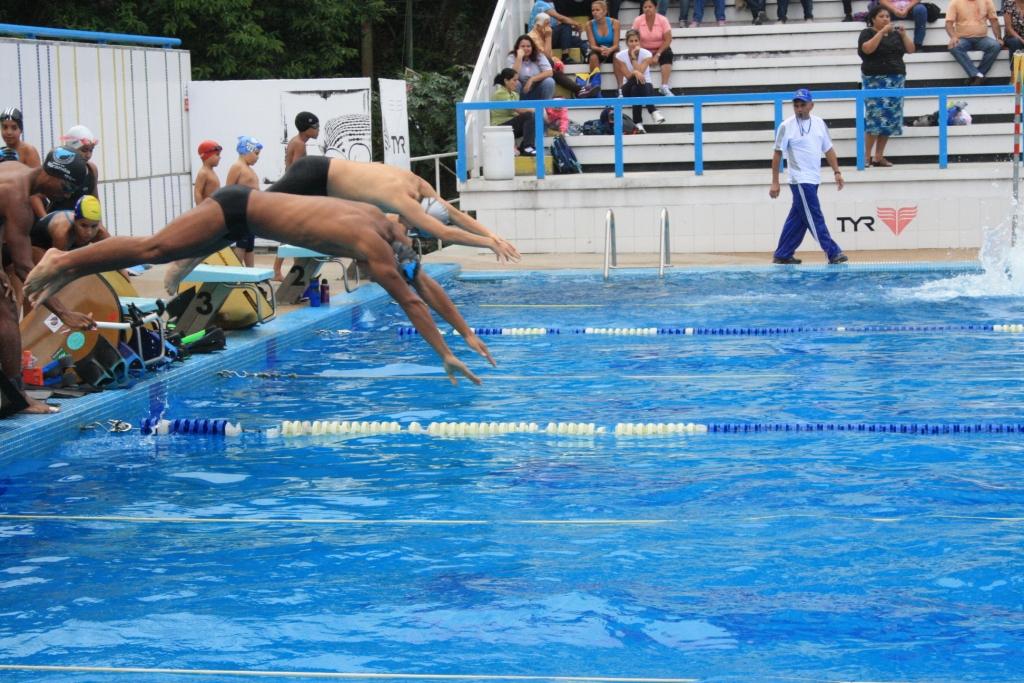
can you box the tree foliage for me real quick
[3,0,492,159]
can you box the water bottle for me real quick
[308,279,321,307]
[319,278,330,306]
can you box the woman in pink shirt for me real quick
[631,0,675,96]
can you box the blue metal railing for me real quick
[0,23,181,48]
[457,85,1014,181]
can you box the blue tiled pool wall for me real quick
[0,265,459,460]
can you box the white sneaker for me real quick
[617,89,624,98]
[635,123,647,134]
[652,110,666,124]
[659,85,673,97]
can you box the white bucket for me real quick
[481,126,515,180]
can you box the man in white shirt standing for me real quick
[769,89,848,265]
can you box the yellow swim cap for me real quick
[74,195,101,222]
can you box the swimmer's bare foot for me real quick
[163,256,205,296]
[24,248,72,307]
[22,395,59,414]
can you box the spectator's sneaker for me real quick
[829,253,849,264]
[804,17,814,21]
[778,16,787,23]
[635,123,647,134]
[678,19,688,27]
[521,147,536,157]
[562,53,576,64]
[757,10,768,23]
[717,19,726,25]
[688,20,699,27]
[772,256,801,264]
[969,75,985,85]
[652,110,666,124]
[842,13,854,20]
[617,89,624,98]
[658,85,673,97]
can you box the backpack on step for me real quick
[551,135,582,174]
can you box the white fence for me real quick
[0,37,192,237]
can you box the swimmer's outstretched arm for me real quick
[411,272,496,367]
[393,195,517,262]
[361,239,481,385]
[417,179,521,262]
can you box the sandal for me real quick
[873,158,893,167]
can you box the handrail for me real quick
[411,151,460,203]
[603,209,617,280]
[456,85,1014,181]
[658,208,672,278]
[0,23,181,48]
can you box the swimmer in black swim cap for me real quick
[42,146,89,198]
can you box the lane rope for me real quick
[397,324,1024,338]
[0,666,697,682]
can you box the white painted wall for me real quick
[461,165,1013,254]
[0,37,192,237]
[187,78,372,193]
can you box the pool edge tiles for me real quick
[0,264,461,460]
[456,261,985,280]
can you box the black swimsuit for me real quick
[30,211,72,250]
[266,155,331,197]
[211,185,254,242]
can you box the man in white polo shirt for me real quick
[768,88,848,265]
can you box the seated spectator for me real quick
[631,0,676,95]
[506,35,556,101]
[546,98,570,134]
[531,0,584,63]
[615,29,667,133]
[946,0,1002,84]
[586,0,622,78]
[0,108,40,168]
[874,0,928,50]
[492,68,539,156]
[1002,0,1024,69]
[530,13,584,95]
[778,0,814,23]
[691,0,727,26]
[859,5,915,167]
[748,0,770,25]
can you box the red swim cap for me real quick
[198,140,222,160]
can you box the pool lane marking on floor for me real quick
[2,513,1021,526]
[0,514,671,526]
[0,665,699,681]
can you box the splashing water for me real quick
[907,194,1024,301]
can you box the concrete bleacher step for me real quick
[559,122,1009,168]
[614,0,884,24]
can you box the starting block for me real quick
[275,244,361,304]
[174,264,276,337]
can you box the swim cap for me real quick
[236,135,263,155]
[198,139,222,160]
[295,111,319,133]
[421,197,450,226]
[0,108,23,129]
[0,146,18,163]
[42,146,89,189]
[74,195,102,222]
[60,124,99,150]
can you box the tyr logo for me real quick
[876,206,918,236]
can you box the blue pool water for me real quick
[2,268,1024,681]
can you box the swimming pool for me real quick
[2,266,1024,682]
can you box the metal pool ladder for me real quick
[603,208,673,280]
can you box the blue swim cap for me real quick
[236,136,263,155]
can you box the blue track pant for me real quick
[773,183,843,260]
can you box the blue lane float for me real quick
[396,324,1024,337]
[139,417,241,436]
